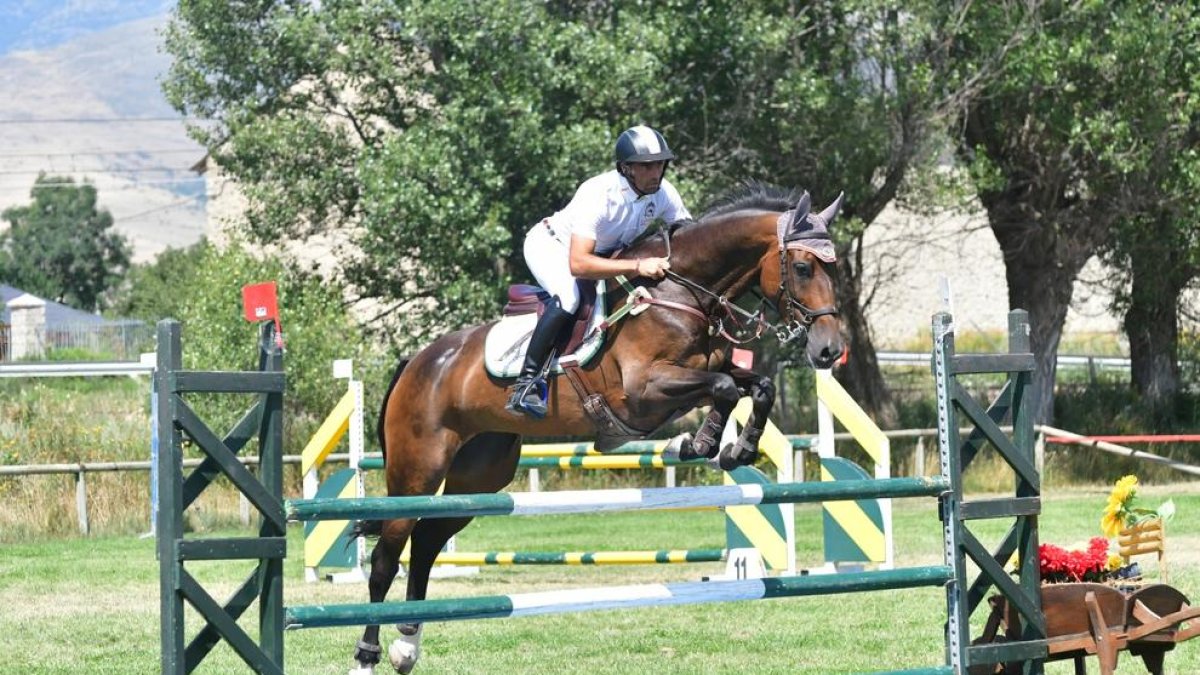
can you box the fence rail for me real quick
[0,359,155,378]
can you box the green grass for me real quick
[3,487,1200,674]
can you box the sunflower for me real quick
[1101,508,1124,537]
[1110,475,1138,507]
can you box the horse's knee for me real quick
[712,376,739,407]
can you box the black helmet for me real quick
[614,125,676,164]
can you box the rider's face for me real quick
[624,161,666,195]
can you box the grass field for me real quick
[2,484,1200,674]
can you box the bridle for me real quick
[617,220,838,346]
[775,247,839,345]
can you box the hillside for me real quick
[0,11,205,263]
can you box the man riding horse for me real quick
[508,124,690,417]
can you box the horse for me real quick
[351,183,846,673]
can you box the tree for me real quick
[166,1,998,424]
[110,240,208,322]
[163,1,665,351]
[1094,3,1200,414]
[0,174,131,311]
[952,1,1190,423]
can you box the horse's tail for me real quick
[376,357,410,469]
[349,518,383,540]
[350,358,410,540]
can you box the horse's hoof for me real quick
[663,432,691,459]
[388,625,423,674]
[718,441,758,471]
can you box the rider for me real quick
[507,124,692,418]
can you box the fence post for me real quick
[7,293,46,360]
[75,467,88,535]
[914,437,925,477]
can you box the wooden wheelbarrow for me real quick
[970,583,1200,674]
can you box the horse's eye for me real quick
[792,262,812,279]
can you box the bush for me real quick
[117,239,391,453]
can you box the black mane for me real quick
[701,181,806,220]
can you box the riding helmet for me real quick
[614,125,676,164]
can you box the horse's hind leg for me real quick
[387,431,522,674]
[355,425,464,674]
[354,517,418,672]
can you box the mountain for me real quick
[0,9,206,263]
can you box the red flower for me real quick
[1038,537,1110,582]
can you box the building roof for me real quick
[0,284,139,326]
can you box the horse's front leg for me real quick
[637,364,741,465]
[718,366,775,469]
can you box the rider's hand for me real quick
[635,257,670,280]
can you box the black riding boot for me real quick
[507,298,575,418]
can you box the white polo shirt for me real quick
[546,169,691,255]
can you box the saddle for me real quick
[482,280,606,378]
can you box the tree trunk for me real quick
[1126,291,1179,404]
[833,238,897,427]
[1124,214,1190,408]
[990,211,1097,425]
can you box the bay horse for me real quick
[352,183,845,673]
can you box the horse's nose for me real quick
[810,338,844,369]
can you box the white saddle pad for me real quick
[484,281,607,378]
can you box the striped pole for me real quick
[359,455,707,471]
[287,476,948,522]
[518,437,815,458]
[402,549,727,566]
[285,565,953,629]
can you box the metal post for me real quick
[933,311,967,672]
[156,320,184,675]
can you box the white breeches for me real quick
[523,220,581,313]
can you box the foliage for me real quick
[0,174,131,311]
[114,237,387,433]
[109,240,208,322]
[952,1,1200,423]
[159,0,981,430]
[1093,3,1200,404]
[1101,474,1175,538]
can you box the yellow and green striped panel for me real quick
[304,467,358,568]
[820,457,886,562]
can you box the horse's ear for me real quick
[789,191,812,231]
[812,192,845,230]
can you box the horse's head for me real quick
[767,191,845,369]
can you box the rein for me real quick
[614,224,835,346]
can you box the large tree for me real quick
[1094,3,1200,412]
[954,0,1193,423]
[0,174,131,311]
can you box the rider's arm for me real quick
[569,235,668,280]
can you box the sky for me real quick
[0,1,206,263]
[0,0,173,54]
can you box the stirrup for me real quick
[506,376,547,418]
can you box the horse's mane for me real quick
[701,181,806,220]
[620,181,803,259]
